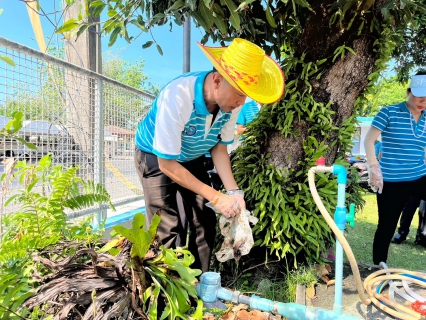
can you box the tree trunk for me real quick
[267,1,379,169]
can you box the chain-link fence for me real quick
[0,36,154,220]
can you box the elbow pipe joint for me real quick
[332,165,347,184]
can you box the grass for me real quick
[345,192,426,271]
[231,265,318,303]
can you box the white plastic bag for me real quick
[215,209,258,262]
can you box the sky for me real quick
[0,0,218,87]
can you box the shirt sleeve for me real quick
[372,108,389,131]
[220,105,242,145]
[152,79,193,159]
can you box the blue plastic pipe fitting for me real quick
[196,272,360,320]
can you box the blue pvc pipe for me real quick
[197,272,360,320]
[332,165,347,184]
[218,290,359,319]
[334,238,344,315]
[337,185,346,213]
[332,165,348,316]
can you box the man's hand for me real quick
[211,192,240,218]
[226,190,246,210]
[369,164,383,194]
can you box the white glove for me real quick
[226,189,246,211]
[369,163,383,194]
[209,192,240,218]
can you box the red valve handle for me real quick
[316,157,326,166]
[411,301,426,315]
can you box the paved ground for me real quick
[307,263,426,320]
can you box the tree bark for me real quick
[267,1,379,168]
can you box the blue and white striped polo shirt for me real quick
[237,99,260,126]
[372,102,426,182]
[135,71,241,162]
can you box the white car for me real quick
[0,137,20,158]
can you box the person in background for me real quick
[226,99,261,153]
[374,139,382,160]
[364,70,426,266]
[236,99,261,135]
[391,195,421,244]
[134,38,285,272]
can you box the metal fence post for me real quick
[94,78,105,225]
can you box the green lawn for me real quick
[345,193,426,271]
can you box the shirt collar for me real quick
[194,71,211,115]
[399,102,409,113]
[400,101,426,117]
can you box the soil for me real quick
[307,263,426,320]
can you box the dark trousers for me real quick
[373,176,426,264]
[397,195,422,236]
[134,148,217,272]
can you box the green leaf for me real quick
[190,11,210,31]
[156,44,163,56]
[4,194,20,207]
[147,286,160,319]
[107,9,117,17]
[211,3,225,17]
[90,0,105,8]
[220,0,241,30]
[189,299,204,320]
[168,0,185,12]
[163,248,201,285]
[56,18,79,34]
[0,55,15,66]
[130,19,148,32]
[92,3,106,17]
[164,279,190,312]
[22,141,37,150]
[39,154,52,167]
[150,13,166,26]
[76,24,89,38]
[293,0,311,9]
[236,0,257,11]
[198,1,214,30]
[212,14,227,35]
[113,212,161,258]
[108,26,121,47]
[265,6,277,28]
[142,41,154,49]
[5,112,24,133]
[10,291,35,311]
[98,236,125,253]
[138,14,144,26]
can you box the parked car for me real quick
[346,154,366,165]
[16,145,50,161]
[0,137,20,158]
[347,154,372,192]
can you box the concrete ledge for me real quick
[103,206,146,230]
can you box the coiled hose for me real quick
[308,167,426,320]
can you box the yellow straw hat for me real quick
[197,38,285,104]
